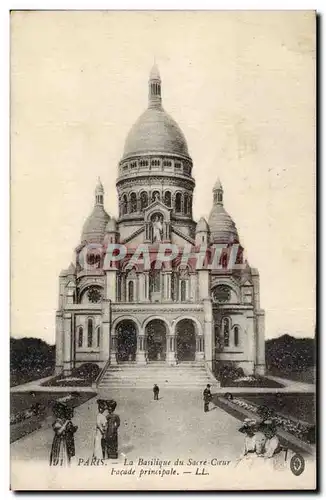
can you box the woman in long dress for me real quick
[50,403,78,466]
[235,419,266,469]
[93,399,108,460]
[104,400,120,459]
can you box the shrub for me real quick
[74,363,100,381]
[257,405,275,420]
[218,363,243,381]
[235,367,245,378]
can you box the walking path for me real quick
[11,388,316,490]
[11,389,245,462]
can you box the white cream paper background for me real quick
[11,458,316,490]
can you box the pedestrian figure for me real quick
[105,400,120,459]
[153,384,159,400]
[50,403,78,466]
[203,384,212,412]
[65,407,78,464]
[93,399,108,460]
[235,419,266,468]
[260,419,281,458]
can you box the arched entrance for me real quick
[145,319,167,361]
[116,320,137,362]
[176,319,196,361]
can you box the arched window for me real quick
[140,192,148,210]
[122,194,128,215]
[214,324,220,349]
[130,193,137,213]
[175,193,182,213]
[87,318,93,347]
[78,327,83,348]
[164,191,172,207]
[152,190,160,202]
[234,326,239,347]
[218,192,223,202]
[128,281,134,302]
[184,194,189,214]
[223,318,230,347]
[150,268,161,293]
[97,326,101,348]
[180,280,187,302]
[221,251,229,269]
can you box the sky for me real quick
[10,10,316,342]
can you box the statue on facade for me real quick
[152,214,163,242]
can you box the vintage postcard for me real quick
[10,10,316,490]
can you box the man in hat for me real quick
[203,384,212,413]
[153,384,160,401]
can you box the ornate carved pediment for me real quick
[144,200,171,222]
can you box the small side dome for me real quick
[81,206,110,243]
[106,217,117,232]
[208,205,239,244]
[81,180,110,243]
[196,217,209,233]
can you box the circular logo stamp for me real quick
[290,454,305,476]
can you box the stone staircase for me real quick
[97,362,218,389]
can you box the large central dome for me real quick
[123,107,189,159]
[122,64,190,160]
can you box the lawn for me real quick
[267,367,315,384]
[220,375,284,388]
[213,392,316,451]
[241,392,316,425]
[10,366,54,387]
[10,391,96,443]
[42,375,93,387]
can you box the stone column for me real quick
[162,272,172,301]
[255,311,266,375]
[245,311,255,375]
[136,331,147,365]
[105,271,117,302]
[55,312,64,374]
[63,312,72,376]
[195,335,205,361]
[101,299,111,368]
[190,274,197,301]
[144,273,150,301]
[166,328,177,365]
[203,298,213,369]
[109,334,118,365]
[138,273,145,302]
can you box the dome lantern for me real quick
[95,177,104,206]
[148,63,162,109]
[213,178,223,206]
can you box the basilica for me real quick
[55,65,265,381]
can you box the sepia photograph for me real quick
[10,10,316,490]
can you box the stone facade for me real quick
[55,65,265,378]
